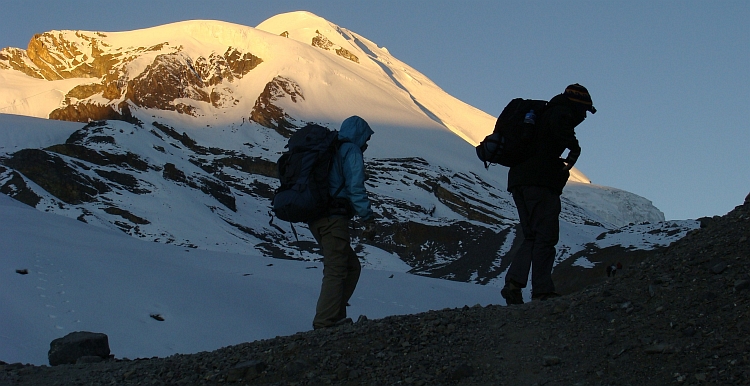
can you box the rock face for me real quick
[311,30,360,63]
[0,167,42,207]
[2,148,111,204]
[249,76,304,137]
[0,47,46,78]
[0,30,263,122]
[48,331,110,366]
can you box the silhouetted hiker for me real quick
[501,84,596,305]
[309,116,375,329]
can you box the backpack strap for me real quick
[329,140,348,203]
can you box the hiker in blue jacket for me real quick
[309,115,375,329]
[501,84,596,305]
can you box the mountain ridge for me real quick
[0,12,682,291]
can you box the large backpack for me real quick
[272,124,342,223]
[476,98,548,168]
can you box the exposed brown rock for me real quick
[0,47,45,78]
[311,30,359,63]
[249,76,304,137]
[311,31,335,50]
[64,83,107,102]
[25,32,119,80]
[49,102,139,124]
[193,47,262,87]
[222,47,263,79]
[126,53,210,114]
[335,47,359,63]
[6,30,263,122]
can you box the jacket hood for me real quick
[339,116,374,149]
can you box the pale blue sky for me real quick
[1,0,748,220]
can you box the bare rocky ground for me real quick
[2,195,749,386]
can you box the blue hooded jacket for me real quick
[330,116,374,220]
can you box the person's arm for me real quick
[555,110,581,170]
[340,144,374,220]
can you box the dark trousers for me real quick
[505,185,561,295]
[309,216,361,329]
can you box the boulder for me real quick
[48,331,110,366]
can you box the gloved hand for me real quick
[361,218,376,241]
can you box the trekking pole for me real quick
[267,211,287,234]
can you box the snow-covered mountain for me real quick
[0,11,695,288]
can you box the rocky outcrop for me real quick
[53,124,152,171]
[19,32,169,82]
[0,167,42,207]
[103,206,150,225]
[250,76,304,137]
[126,53,210,115]
[311,31,334,50]
[49,101,140,124]
[311,30,359,63]
[163,162,236,212]
[2,30,264,122]
[1,149,110,204]
[0,47,45,78]
[194,47,263,87]
[335,47,360,63]
[26,32,110,80]
[112,48,260,114]
[48,331,111,366]
[193,154,277,199]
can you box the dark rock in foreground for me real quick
[48,331,111,366]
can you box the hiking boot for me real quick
[532,292,561,301]
[334,317,353,326]
[501,284,524,305]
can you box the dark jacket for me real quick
[507,94,583,195]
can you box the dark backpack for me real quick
[272,124,342,223]
[476,98,548,168]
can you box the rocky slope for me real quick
[2,194,747,385]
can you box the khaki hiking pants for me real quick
[309,215,361,329]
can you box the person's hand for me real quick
[362,219,376,241]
